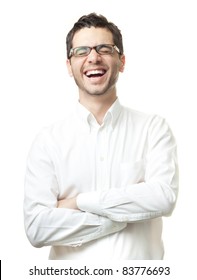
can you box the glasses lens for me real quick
[74,47,90,57]
[97,45,113,55]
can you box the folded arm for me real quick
[76,117,179,222]
[24,133,126,248]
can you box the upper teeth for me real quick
[86,69,105,76]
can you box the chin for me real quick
[86,86,111,96]
[87,91,107,96]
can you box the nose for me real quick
[87,48,102,63]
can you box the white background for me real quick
[0,0,197,278]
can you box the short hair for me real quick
[66,13,124,59]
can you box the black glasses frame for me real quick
[69,44,120,58]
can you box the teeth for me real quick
[85,69,105,77]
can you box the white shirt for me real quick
[24,99,178,260]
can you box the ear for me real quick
[119,55,125,73]
[66,59,73,77]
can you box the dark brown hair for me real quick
[66,13,124,59]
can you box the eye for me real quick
[74,47,90,56]
[97,45,113,54]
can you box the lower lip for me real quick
[85,74,106,84]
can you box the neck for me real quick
[79,92,117,125]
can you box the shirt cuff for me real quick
[77,191,102,216]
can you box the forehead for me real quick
[72,27,113,47]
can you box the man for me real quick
[24,13,178,260]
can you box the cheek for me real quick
[112,61,123,75]
[68,60,84,78]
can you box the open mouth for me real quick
[84,69,106,78]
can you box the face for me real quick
[67,27,125,98]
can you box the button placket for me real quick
[95,126,109,191]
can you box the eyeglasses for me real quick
[69,44,120,58]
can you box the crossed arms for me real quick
[24,117,178,248]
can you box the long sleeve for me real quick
[24,131,127,248]
[77,116,179,222]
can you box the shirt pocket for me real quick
[120,159,145,186]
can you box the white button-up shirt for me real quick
[24,99,178,260]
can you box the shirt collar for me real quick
[106,98,122,129]
[76,98,122,131]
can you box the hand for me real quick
[57,196,79,210]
